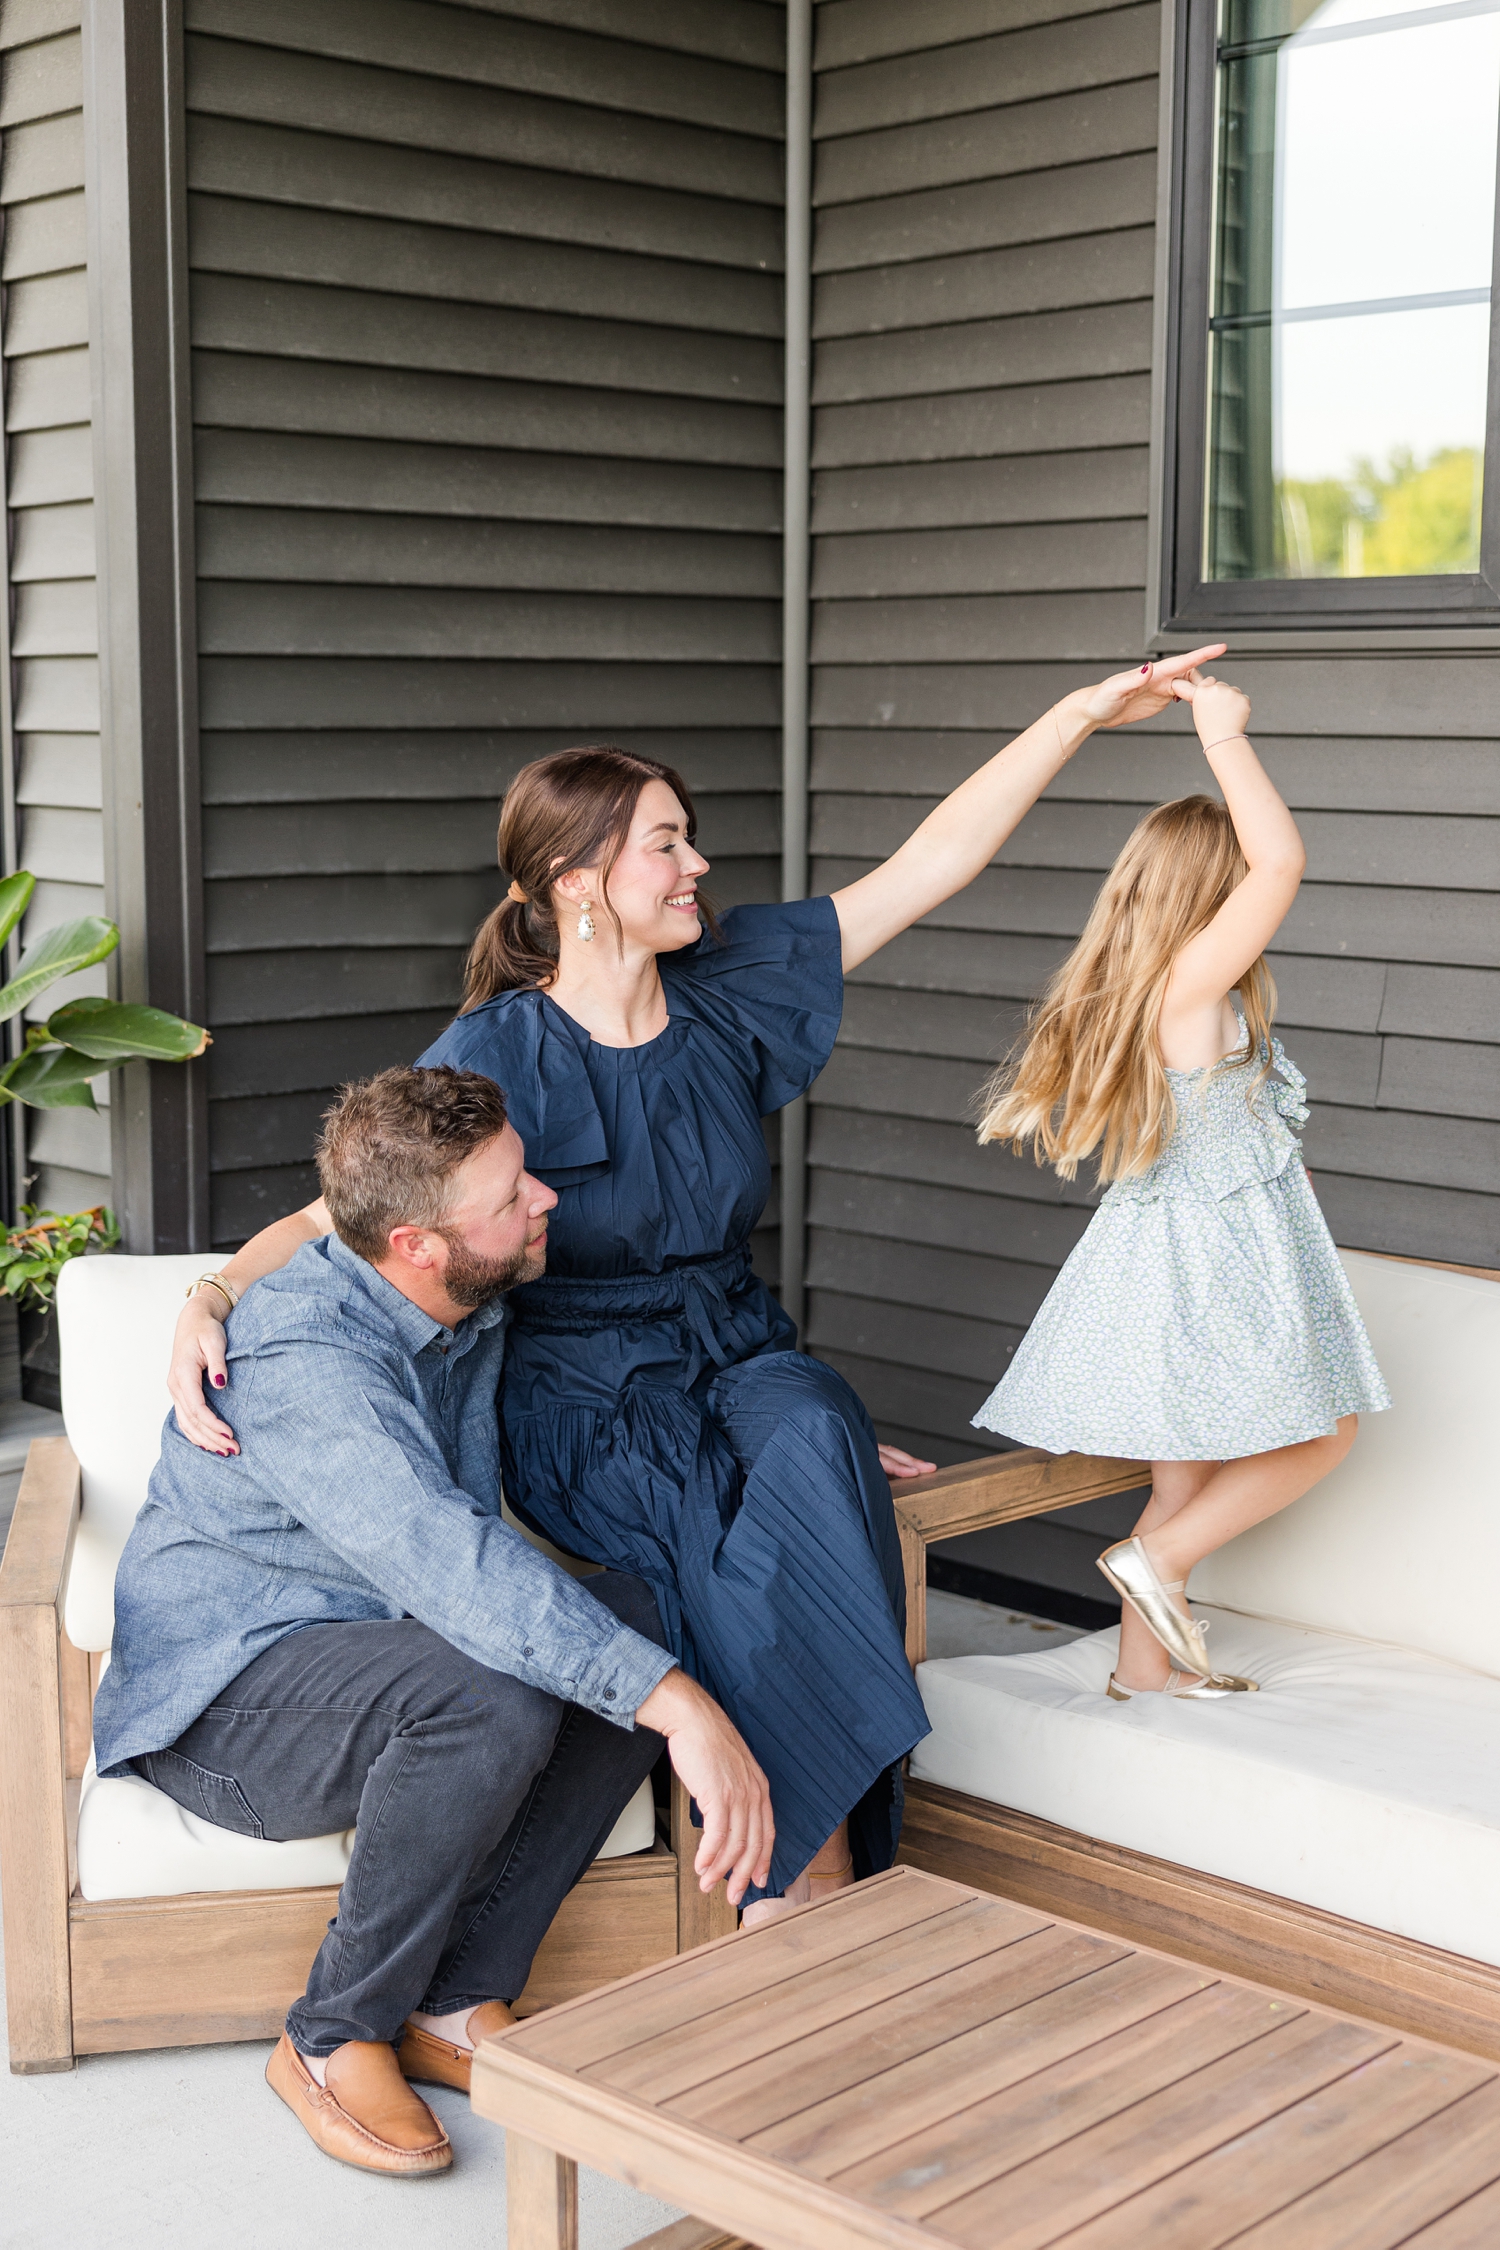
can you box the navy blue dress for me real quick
[418,898,930,1898]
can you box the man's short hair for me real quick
[316,1066,510,1263]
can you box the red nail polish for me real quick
[1140,662,1152,674]
[213,1374,226,1387]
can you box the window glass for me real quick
[1206,0,1500,580]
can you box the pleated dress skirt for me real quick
[501,1249,931,1903]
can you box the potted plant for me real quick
[0,1205,120,1410]
[0,870,209,1406]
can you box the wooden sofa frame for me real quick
[890,1431,1500,2068]
[0,1435,738,2074]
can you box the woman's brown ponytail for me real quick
[460,744,707,1011]
[462,895,558,1006]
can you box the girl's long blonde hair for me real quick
[977,794,1277,1182]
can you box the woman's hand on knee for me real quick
[636,1668,773,1906]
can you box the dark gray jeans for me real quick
[134,1573,666,2056]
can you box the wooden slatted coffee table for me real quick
[472,1864,1500,2250]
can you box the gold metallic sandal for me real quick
[1097,1537,1259,1691]
[1107,1668,1235,1701]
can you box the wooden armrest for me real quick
[0,1433,82,1612]
[0,1435,83,2070]
[892,1448,1147,1668]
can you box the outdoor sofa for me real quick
[894,1250,1500,2065]
[5,1245,1494,2078]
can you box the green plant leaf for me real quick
[47,996,210,1062]
[0,870,35,951]
[0,1202,118,1309]
[0,917,118,1025]
[4,1042,99,1107]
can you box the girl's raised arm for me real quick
[169,1197,331,1453]
[830,646,1226,972]
[1160,669,1306,1042]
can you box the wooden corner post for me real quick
[670,1772,737,1952]
[82,0,208,1253]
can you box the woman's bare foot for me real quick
[742,1822,855,1927]
[741,1872,810,1930]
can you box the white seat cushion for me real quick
[75,1767,657,1901]
[1191,1254,1500,1673]
[914,1607,1500,1966]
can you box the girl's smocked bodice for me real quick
[1104,1031,1311,1210]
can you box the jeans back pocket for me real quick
[135,1749,265,1839]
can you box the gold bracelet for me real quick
[187,1272,239,1313]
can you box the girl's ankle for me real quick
[1137,1530,1190,1589]
[1114,1670,1207,1695]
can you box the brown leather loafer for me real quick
[266,2031,452,2176]
[398,2000,517,2094]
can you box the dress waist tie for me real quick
[508,1246,753,1371]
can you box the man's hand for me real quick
[635,1668,773,1906]
[169,1293,239,1455]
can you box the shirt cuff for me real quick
[572,1629,678,1730]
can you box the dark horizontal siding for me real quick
[189,0,784,1247]
[0,1,112,1216]
[805,0,1500,1497]
[195,430,780,528]
[186,115,781,269]
[194,353,782,464]
[184,24,783,200]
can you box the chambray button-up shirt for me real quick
[92,1235,676,1777]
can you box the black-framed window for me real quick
[1162,0,1500,630]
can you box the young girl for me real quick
[972,665,1390,1700]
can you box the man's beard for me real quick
[435,1229,544,1312]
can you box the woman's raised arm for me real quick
[830,645,1226,972]
[169,1197,331,1453]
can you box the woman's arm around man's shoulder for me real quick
[170,1197,332,1452]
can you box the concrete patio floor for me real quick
[2,1591,1080,2247]
[0,1955,686,2249]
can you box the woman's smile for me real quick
[664,889,700,915]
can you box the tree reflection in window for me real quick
[1206,0,1500,580]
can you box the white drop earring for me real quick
[576,899,595,943]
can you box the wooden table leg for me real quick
[507,2131,578,2250]
[625,2222,757,2250]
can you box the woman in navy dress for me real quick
[170,646,1222,1917]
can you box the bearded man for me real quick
[91,1066,770,2178]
